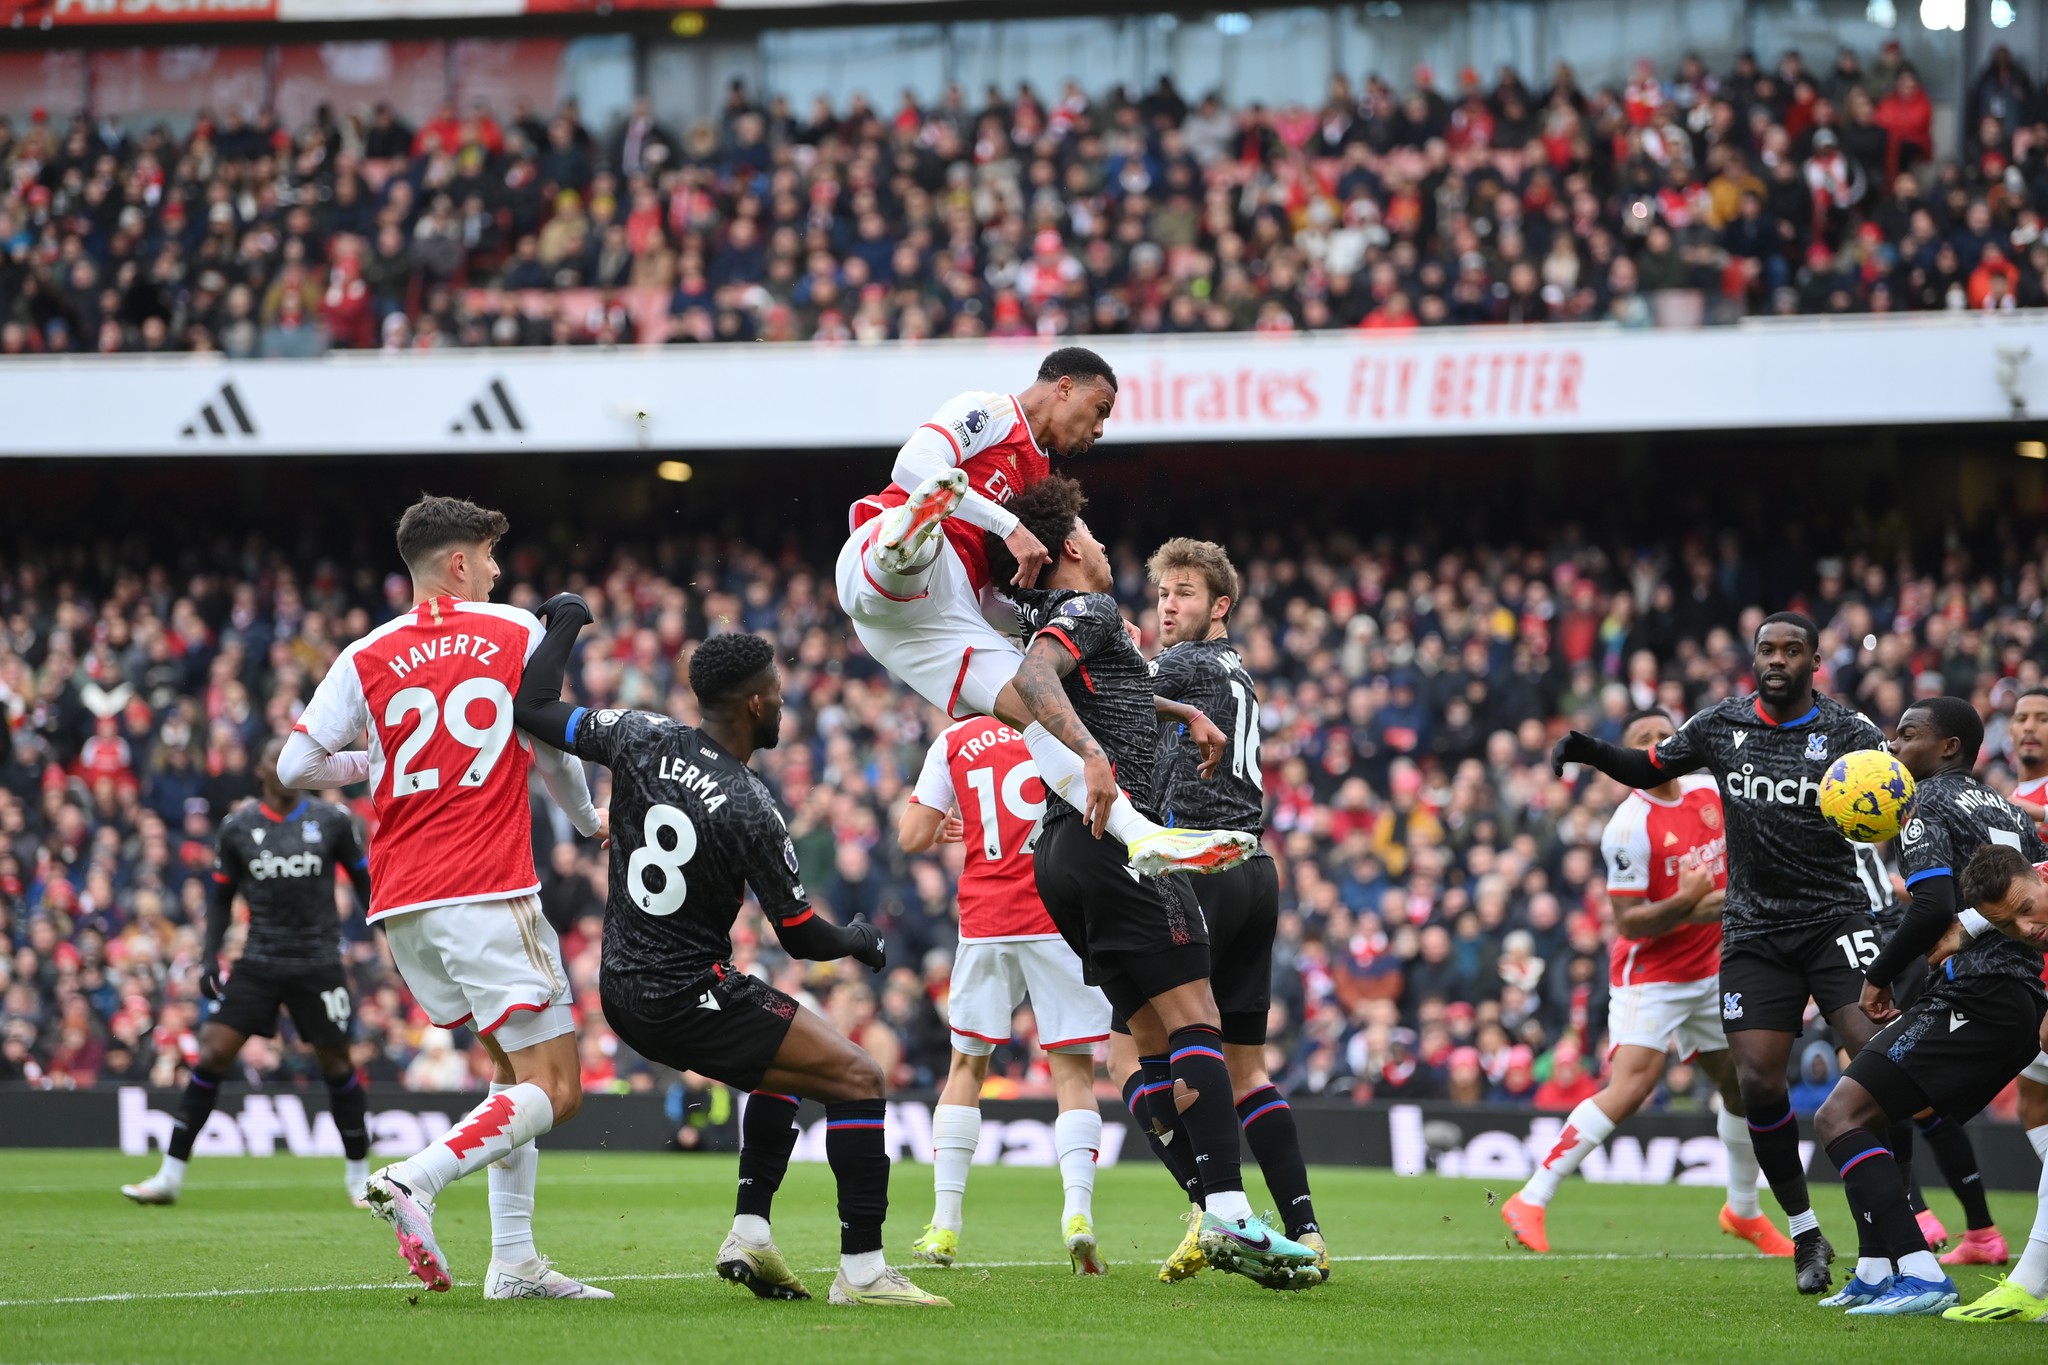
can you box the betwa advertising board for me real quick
[1,315,2045,456]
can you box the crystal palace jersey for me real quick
[1599,774,1726,986]
[1647,693,1888,944]
[1897,770,2048,993]
[849,391,1051,594]
[1150,635,1266,839]
[560,707,810,1013]
[1015,588,1160,826]
[911,716,1055,941]
[213,798,365,970]
[294,596,547,922]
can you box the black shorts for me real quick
[601,964,798,1093]
[1846,974,2048,1123]
[211,960,352,1049]
[1196,856,1278,1046]
[1034,817,1210,1022]
[1717,913,1873,1034]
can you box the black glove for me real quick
[846,914,887,973]
[537,592,592,627]
[200,960,227,1001]
[1551,729,1596,777]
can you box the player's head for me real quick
[2013,686,2048,769]
[688,633,782,751]
[988,473,1109,594]
[1148,538,1238,646]
[1032,347,1118,458]
[1890,695,1984,780]
[1958,842,2048,947]
[1620,708,1675,750]
[257,735,291,810]
[1753,611,1818,705]
[395,494,508,602]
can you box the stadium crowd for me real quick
[2,495,2045,1121]
[3,41,2048,353]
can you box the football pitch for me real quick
[2,1151,2037,1364]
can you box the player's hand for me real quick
[1550,729,1595,777]
[1859,979,1898,1024]
[1692,887,1726,921]
[1186,711,1227,780]
[845,914,887,973]
[594,808,611,848]
[199,961,227,1002]
[1676,859,1714,907]
[1123,618,1143,648]
[1926,919,1967,970]
[939,814,965,844]
[1082,753,1117,837]
[1004,524,1050,589]
[537,591,593,627]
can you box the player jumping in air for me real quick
[899,716,1111,1274]
[1114,538,1328,1285]
[990,478,1320,1290]
[833,346,1253,879]
[280,495,609,1299]
[122,737,374,1209]
[1504,710,1793,1258]
[514,614,949,1308]
[1810,697,2048,1315]
[1552,613,1890,1295]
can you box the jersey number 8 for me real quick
[628,804,699,916]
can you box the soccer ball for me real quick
[1819,749,1915,843]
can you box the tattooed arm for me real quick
[1013,634,1120,837]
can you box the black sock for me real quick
[1890,1121,1927,1214]
[1168,1024,1244,1199]
[824,1099,889,1256]
[1744,1095,1810,1220]
[1842,1177,1886,1261]
[1917,1114,1995,1231]
[1126,1056,1203,1205]
[167,1066,224,1163]
[1828,1129,1929,1262]
[737,1092,801,1221]
[1236,1084,1317,1238]
[324,1069,369,1161]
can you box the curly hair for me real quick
[688,633,777,706]
[395,494,509,573]
[985,474,1088,589]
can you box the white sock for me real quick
[1854,1255,1894,1284]
[2013,1123,2048,1297]
[158,1154,187,1191]
[1019,722,1161,845]
[841,1248,887,1286]
[487,1087,540,1266]
[344,1156,369,1193]
[1053,1108,1102,1222]
[1206,1189,1254,1223]
[930,1103,980,1232]
[395,1081,554,1199]
[1897,1249,1944,1282]
[1717,1106,1763,1219]
[1787,1209,1820,1237]
[731,1213,771,1244]
[1521,1100,1616,1208]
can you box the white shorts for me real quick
[383,894,575,1053]
[948,937,1111,1057]
[833,527,1023,720]
[1606,975,1726,1061]
[2022,1051,2048,1086]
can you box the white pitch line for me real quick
[0,1251,1770,1309]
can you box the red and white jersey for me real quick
[850,391,1051,595]
[2014,774,2048,830]
[910,715,1055,941]
[1601,773,1727,986]
[294,596,546,922]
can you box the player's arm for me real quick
[898,734,962,854]
[1012,631,1118,836]
[1552,715,1709,785]
[1153,695,1227,779]
[511,593,594,753]
[334,809,373,910]
[1610,868,1718,939]
[202,837,241,1000]
[280,651,371,789]
[1601,804,1710,938]
[748,815,886,972]
[1863,815,1958,1015]
[894,398,1046,585]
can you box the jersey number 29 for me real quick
[385,678,515,797]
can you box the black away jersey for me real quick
[1150,636,1266,838]
[1898,771,2048,993]
[1016,588,1159,826]
[214,799,365,970]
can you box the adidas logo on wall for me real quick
[179,383,256,439]
[449,379,526,436]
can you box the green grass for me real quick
[1,1150,2038,1364]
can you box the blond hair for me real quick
[1146,537,1240,619]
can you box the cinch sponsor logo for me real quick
[246,849,323,880]
[1723,765,1823,806]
